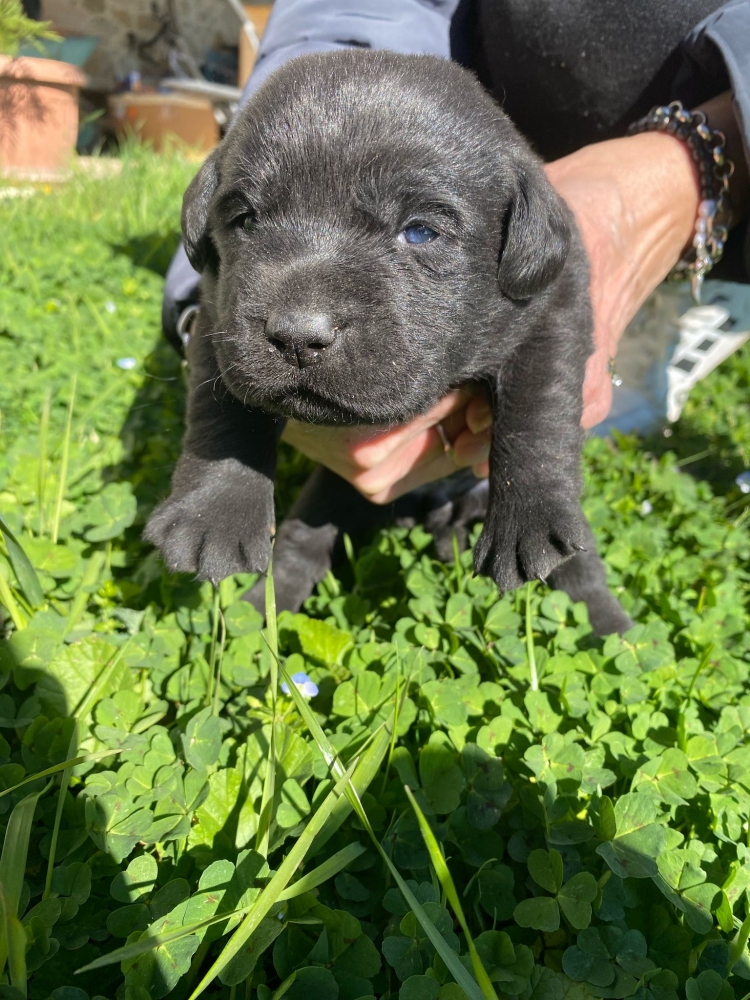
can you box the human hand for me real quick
[282,388,493,505]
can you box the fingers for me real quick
[465,394,493,434]
[452,425,491,468]
[365,419,492,504]
[353,424,453,502]
[282,385,493,504]
[346,388,470,471]
[365,429,461,503]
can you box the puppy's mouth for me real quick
[222,361,415,426]
[267,382,387,425]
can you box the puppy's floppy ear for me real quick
[497,165,570,300]
[181,150,220,272]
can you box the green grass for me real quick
[0,148,749,1000]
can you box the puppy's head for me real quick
[184,51,570,424]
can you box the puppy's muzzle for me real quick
[265,311,338,369]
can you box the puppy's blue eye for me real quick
[398,224,439,245]
[235,212,256,232]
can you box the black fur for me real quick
[145,50,633,636]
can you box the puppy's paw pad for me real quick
[518,503,586,580]
[144,489,273,583]
[474,495,586,591]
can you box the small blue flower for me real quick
[105,300,117,313]
[281,671,319,699]
[117,357,137,370]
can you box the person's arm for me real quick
[551,89,749,429]
[243,0,460,95]
[162,0,460,347]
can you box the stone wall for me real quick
[44,0,244,91]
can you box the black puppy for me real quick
[146,51,632,636]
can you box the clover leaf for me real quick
[596,793,666,878]
[513,850,597,932]
[181,706,222,771]
[81,481,137,542]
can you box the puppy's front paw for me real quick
[474,489,586,592]
[144,483,274,583]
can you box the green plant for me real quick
[0,147,749,999]
[0,0,59,58]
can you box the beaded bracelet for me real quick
[628,100,734,303]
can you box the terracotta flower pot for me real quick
[0,55,87,179]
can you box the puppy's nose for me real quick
[265,312,338,368]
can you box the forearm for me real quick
[547,129,700,359]
[547,90,750,426]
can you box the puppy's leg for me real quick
[548,522,635,635]
[243,466,393,614]
[427,475,631,635]
[474,326,589,592]
[144,321,280,583]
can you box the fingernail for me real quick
[471,406,493,433]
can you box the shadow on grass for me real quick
[643,420,747,498]
[110,231,182,278]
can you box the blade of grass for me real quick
[277,654,484,1000]
[73,634,134,722]
[0,887,27,998]
[452,532,463,589]
[277,842,366,900]
[0,511,44,609]
[405,786,499,1000]
[255,559,278,857]
[76,905,254,973]
[211,607,227,717]
[189,760,358,998]
[525,582,538,692]
[37,388,51,536]
[0,749,122,801]
[0,565,26,631]
[342,532,357,578]
[6,905,26,998]
[0,783,51,980]
[0,787,48,912]
[206,587,221,709]
[731,912,750,974]
[51,373,77,545]
[264,557,278,659]
[379,650,405,797]
[677,643,714,754]
[83,295,112,340]
[44,639,132,899]
[77,838,366,975]
[62,547,105,638]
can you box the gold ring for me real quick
[436,422,455,459]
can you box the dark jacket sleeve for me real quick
[675,0,750,278]
[162,0,460,348]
